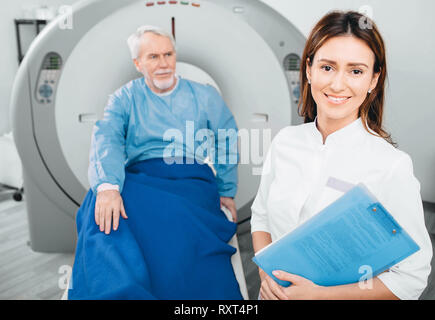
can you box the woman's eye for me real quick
[321,65,333,72]
[351,69,363,75]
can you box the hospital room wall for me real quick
[0,0,78,136]
[262,0,435,202]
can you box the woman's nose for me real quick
[329,71,347,92]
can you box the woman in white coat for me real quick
[251,10,432,300]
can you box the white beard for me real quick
[144,68,175,91]
[152,76,175,91]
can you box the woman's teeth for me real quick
[325,94,350,103]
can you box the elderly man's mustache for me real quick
[154,69,173,75]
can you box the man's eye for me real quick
[165,52,172,57]
[150,55,157,59]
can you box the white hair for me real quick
[127,25,176,60]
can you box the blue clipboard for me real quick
[252,183,420,287]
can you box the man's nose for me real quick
[329,71,347,92]
[158,55,169,67]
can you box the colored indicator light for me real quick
[169,0,177,3]
[157,1,166,4]
[192,3,200,7]
[180,1,189,5]
[146,2,155,6]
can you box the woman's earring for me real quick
[308,79,311,85]
[368,89,372,94]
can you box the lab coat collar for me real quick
[311,117,366,147]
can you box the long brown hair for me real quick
[298,11,395,146]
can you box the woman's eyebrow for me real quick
[318,58,337,65]
[318,58,368,68]
[347,62,369,68]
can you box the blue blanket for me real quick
[68,158,243,300]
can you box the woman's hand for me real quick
[259,270,288,300]
[95,190,128,234]
[272,270,323,300]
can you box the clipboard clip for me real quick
[369,204,399,235]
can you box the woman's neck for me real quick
[316,115,358,144]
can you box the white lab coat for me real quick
[251,117,432,300]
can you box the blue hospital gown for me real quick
[88,76,239,197]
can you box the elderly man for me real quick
[68,26,242,300]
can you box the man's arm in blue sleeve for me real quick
[205,85,239,198]
[88,92,128,194]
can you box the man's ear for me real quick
[133,58,141,73]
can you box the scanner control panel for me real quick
[35,52,62,104]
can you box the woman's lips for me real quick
[324,93,351,105]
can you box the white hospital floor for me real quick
[0,193,434,300]
[0,195,73,299]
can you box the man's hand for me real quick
[95,190,128,234]
[220,197,237,222]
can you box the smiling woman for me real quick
[251,10,433,301]
[299,11,392,145]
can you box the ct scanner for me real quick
[10,0,305,254]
